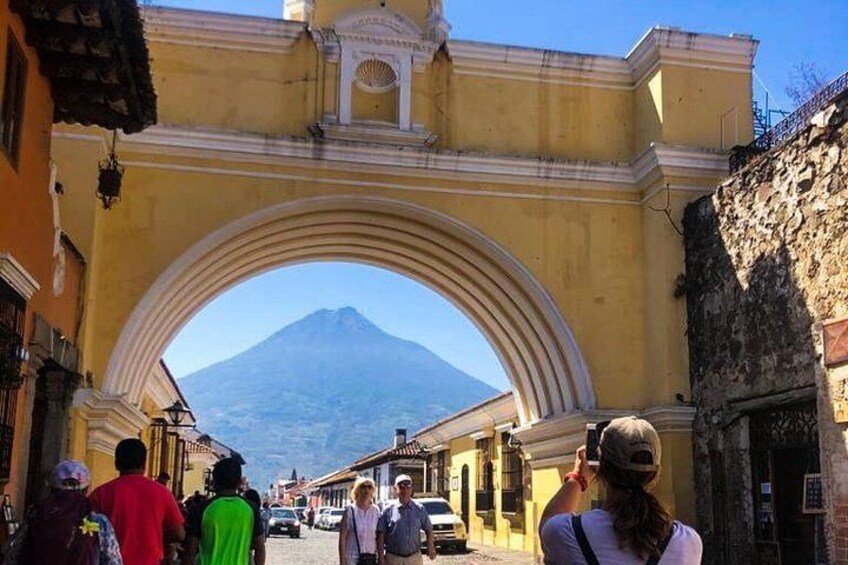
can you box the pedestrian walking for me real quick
[3,460,122,565]
[339,477,380,565]
[540,416,702,564]
[376,475,436,565]
[184,458,265,565]
[307,506,316,531]
[259,502,272,540]
[89,439,185,565]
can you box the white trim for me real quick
[122,160,642,207]
[138,8,755,90]
[142,7,306,55]
[514,405,696,468]
[101,196,596,423]
[0,253,40,300]
[89,125,728,194]
[74,389,150,456]
[469,430,493,441]
[448,28,757,91]
[414,392,517,447]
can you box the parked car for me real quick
[321,508,346,531]
[268,507,301,538]
[315,507,335,529]
[416,497,467,552]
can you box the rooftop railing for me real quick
[730,69,848,173]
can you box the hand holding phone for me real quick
[585,420,611,467]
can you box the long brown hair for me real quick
[598,452,672,559]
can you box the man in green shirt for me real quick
[184,458,266,565]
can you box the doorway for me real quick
[461,464,470,532]
[750,402,820,564]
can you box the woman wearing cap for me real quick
[3,460,123,565]
[540,417,702,565]
[339,477,380,565]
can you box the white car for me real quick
[315,507,334,529]
[322,508,346,531]
[416,497,467,553]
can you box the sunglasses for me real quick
[397,482,413,488]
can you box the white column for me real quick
[339,49,354,125]
[398,57,413,131]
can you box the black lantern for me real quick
[163,400,191,426]
[97,131,124,210]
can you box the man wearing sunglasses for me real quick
[376,475,437,564]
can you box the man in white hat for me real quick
[376,474,436,564]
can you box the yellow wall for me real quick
[442,429,695,555]
[47,3,753,533]
[140,27,751,163]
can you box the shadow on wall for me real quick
[683,93,848,564]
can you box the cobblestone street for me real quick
[265,529,535,565]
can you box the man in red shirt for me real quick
[90,438,185,565]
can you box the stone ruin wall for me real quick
[684,93,848,563]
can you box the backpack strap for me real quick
[645,523,675,565]
[571,514,600,565]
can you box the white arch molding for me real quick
[102,196,595,423]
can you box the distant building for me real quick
[351,429,427,502]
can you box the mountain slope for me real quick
[178,307,500,487]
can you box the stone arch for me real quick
[102,196,594,423]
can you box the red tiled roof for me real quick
[350,440,426,471]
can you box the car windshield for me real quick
[272,509,296,519]
[331,510,345,516]
[422,501,454,515]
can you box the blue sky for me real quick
[164,263,511,390]
[149,0,848,111]
[162,0,847,390]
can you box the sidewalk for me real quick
[464,542,537,564]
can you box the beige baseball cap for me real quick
[394,474,413,486]
[599,416,661,472]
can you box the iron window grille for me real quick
[0,280,25,481]
[501,432,523,515]
[429,450,449,498]
[1,31,27,168]
[475,438,494,512]
[0,387,18,481]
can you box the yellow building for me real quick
[39,0,757,554]
[0,0,154,521]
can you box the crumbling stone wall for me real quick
[684,93,848,564]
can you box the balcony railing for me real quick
[730,69,848,173]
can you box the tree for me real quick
[785,62,830,108]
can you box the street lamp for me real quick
[162,400,194,427]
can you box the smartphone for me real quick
[585,420,610,467]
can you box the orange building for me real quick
[0,0,155,521]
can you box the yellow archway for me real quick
[102,195,594,424]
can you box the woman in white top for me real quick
[540,417,703,565]
[339,476,381,565]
